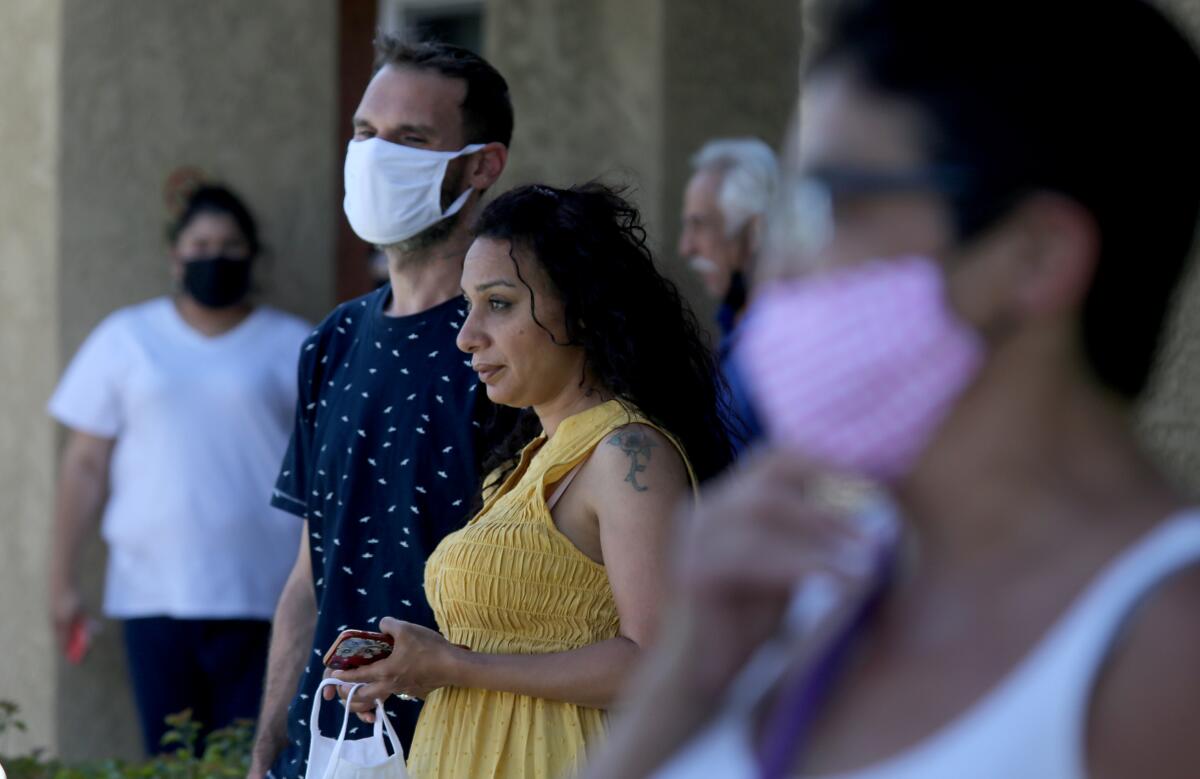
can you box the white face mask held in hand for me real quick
[343,138,485,245]
[307,677,409,779]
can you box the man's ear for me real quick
[466,142,508,192]
[1006,192,1100,318]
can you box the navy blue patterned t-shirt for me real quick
[268,286,486,778]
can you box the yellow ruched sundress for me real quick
[406,399,694,779]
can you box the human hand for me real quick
[50,580,86,653]
[662,449,887,699]
[326,617,464,722]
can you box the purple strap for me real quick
[755,553,894,779]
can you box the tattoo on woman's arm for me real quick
[607,431,656,492]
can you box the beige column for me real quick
[1139,0,1200,494]
[0,0,64,759]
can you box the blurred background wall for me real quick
[1139,0,1200,494]
[0,0,1195,761]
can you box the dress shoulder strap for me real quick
[540,400,700,495]
[1055,511,1200,703]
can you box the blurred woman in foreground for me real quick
[585,1,1200,777]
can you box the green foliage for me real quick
[0,702,253,779]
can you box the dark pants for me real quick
[123,616,271,755]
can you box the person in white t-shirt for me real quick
[47,184,312,755]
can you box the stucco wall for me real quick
[1138,0,1200,494]
[0,0,64,759]
[485,0,801,324]
[58,0,339,354]
[486,0,665,226]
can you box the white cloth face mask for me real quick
[306,678,410,779]
[343,138,486,245]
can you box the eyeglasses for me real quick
[769,165,971,256]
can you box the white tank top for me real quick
[653,511,1200,779]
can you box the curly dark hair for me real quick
[472,183,736,492]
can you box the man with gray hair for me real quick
[679,137,778,452]
[679,137,778,334]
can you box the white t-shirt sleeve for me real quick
[47,312,127,438]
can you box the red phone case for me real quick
[66,617,93,665]
[323,629,395,670]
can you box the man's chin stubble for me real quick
[380,211,461,257]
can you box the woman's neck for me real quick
[534,381,611,440]
[383,232,473,318]
[174,295,253,337]
[897,341,1180,575]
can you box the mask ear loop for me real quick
[436,143,490,218]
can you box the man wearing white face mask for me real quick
[248,38,513,779]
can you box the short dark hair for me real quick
[168,184,261,258]
[375,36,514,148]
[809,0,1200,399]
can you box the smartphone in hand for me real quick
[322,629,394,670]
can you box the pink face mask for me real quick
[734,256,984,483]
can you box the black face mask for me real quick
[182,256,252,309]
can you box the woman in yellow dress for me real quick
[327,183,736,778]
